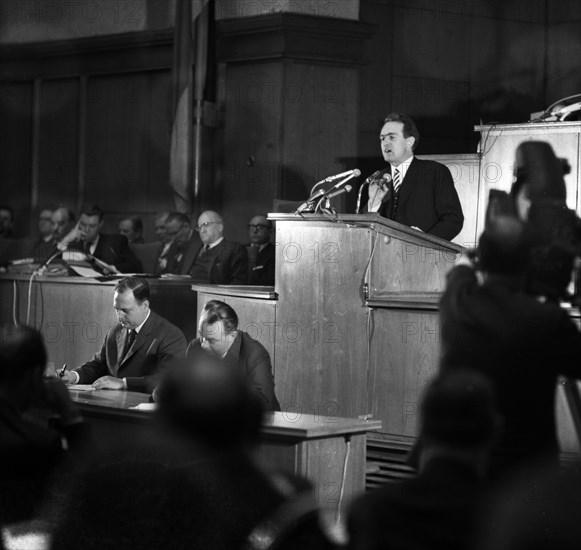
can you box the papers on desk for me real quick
[130,403,158,411]
[67,384,96,391]
[69,265,103,278]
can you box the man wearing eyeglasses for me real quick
[163,210,248,285]
[247,215,275,286]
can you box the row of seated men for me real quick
[0,204,275,285]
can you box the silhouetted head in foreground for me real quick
[155,355,264,452]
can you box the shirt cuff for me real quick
[123,378,128,390]
[71,371,80,384]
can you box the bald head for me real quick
[51,207,76,239]
[197,210,224,245]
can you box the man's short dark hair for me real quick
[166,212,191,226]
[0,325,47,383]
[477,216,531,275]
[0,205,14,222]
[201,300,238,333]
[115,277,150,303]
[120,215,143,233]
[383,112,420,151]
[79,204,104,221]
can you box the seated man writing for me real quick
[62,277,186,393]
[185,300,280,411]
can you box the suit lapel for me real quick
[181,238,203,275]
[120,312,155,365]
[397,157,419,205]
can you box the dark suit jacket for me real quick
[162,231,202,275]
[69,233,142,273]
[187,331,280,411]
[168,237,248,284]
[440,265,581,471]
[347,458,484,550]
[364,157,464,241]
[248,242,275,286]
[75,311,187,393]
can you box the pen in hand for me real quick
[59,364,67,378]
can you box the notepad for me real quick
[67,384,96,391]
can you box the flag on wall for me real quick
[169,0,208,213]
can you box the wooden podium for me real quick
[271,213,463,444]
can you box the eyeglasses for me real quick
[248,224,269,231]
[195,221,220,231]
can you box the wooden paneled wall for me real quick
[0,31,176,240]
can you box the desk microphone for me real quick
[356,171,392,213]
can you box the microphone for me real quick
[326,184,353,200]
[323,168,361,183]
[356,171,392,214]
[295,188,327,213]
[296,170,361,214]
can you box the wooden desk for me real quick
[69,389,381,513]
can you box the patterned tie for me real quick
[393,167,401,194]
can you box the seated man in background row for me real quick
[51,206,76,243]
[62,277,186,393]
[58,204,142,273]
[37,207,55,244]
[153,211,171,274]
[247,215,275,286]
[0,205,15,238]
[164,210,248,284]
[118,215,145,244]
[185,300,280,411]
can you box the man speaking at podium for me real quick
[61,277,186,393]
[364,113,464,241]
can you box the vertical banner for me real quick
[169,0,208,213]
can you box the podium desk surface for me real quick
[68,389,382,440]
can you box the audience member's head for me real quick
[0,205,15,237]
[156,353,263,452]
[38,208,54,240]
[477,215,532,276]
[113,277,150,330]
[196,210,224,246]
[418,368,500,473]
[248,215,273,246]
[118,215,143,244]
[198,300,238,357]
[154,211,170,244]
[78,204,104,244]
[512,141,567,213]
[51,207,76,240]
[0,325,47,409]
[165,212,192,247]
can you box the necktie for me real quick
[84,240,91,254]
[393,167,401,194]
[122,329,136,360]
[200,244,209,256]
